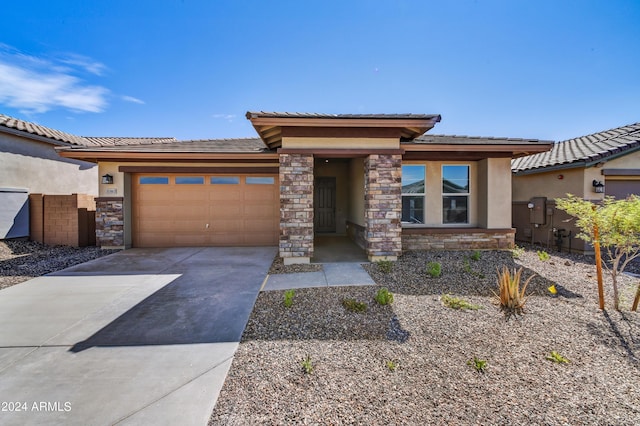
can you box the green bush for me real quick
[301,354,314,374]
[467,356,487,373]
[537,250,550,261]
[376,260,393,273]
[546,351,570,364]
[441,294,481,310]
[471,250,482,261]
[283,289,295,308]
[374,287,394,305]
[342,298,368,313]
[510,245,525,259]
[426,261,442,278]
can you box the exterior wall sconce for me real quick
[101,174,114,184]
[592,180,604,193]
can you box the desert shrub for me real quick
[441,294,481,310]
[374,287,394,305]
[342,298,368,313]
[283,289,295,308]
[467,356,487,373]
[537,250,550,261]
[301,354,314,374]
[426,261,442,278]
[495,266,534,319]
[376,260,393,273]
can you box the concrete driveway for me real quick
[0,247,275,426]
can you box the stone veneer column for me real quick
[279,153,314,264]
[365,154,402,261]
[95,197,125,249]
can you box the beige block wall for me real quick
[282,137,399,149]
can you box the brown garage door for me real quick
[133,174,279,247]
[605,179,640,200]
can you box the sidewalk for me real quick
[262,263,375,291]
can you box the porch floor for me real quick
[312,235,368,263]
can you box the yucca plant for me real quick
[494,266,534,319]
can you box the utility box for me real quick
[0,188,29,239]
[529,197,547,225]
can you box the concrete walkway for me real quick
[262,262,375,291]
[0,247,275,426]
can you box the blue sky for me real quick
[1,0,639,142]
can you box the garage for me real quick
[132,173,279,247]
[605,178,640,200]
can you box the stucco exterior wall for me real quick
[0,132,98,195]
[348,158,365,227]
[281,137,399,149]
[512,168,586,201]
[484,157,512,228]
[604,149,640,168]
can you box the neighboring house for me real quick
[0,113,176,240]
[58,111,552,263]
[0,115,98,239]
[512,122,640,253]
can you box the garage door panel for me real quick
[133,173,278,247]
[210,190,242,201]
[136,219,174,231]
[174,191,208,201]
[244,189,276,201]
[137,191,173,202]
[606,179,640,199]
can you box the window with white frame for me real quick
[401,165,425,224]
[442,165,469,224]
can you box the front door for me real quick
[314,177,336,233]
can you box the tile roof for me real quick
[65,138,271,153]
[512,122,640,174]
[83,136,178,146]
[0,113,90,146]
[407,134,550,145]
[246,111,441,120]
[0,114,177,148]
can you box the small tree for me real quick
[555,194,640,311]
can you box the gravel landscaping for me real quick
[210,245,640,425]
[0,239,118,290]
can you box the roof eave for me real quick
[0,126,77,147]
[58,150,279,163]
[246,113,442,149]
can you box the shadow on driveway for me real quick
[49,247,275,352]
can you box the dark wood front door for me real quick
[314,177,336,233]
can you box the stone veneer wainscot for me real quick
[95,197,125,249]
[364,154,402,261]
[279,153,314,264]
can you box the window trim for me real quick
[441,164,470,225]
[401,164,426,225]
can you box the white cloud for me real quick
[121,95,145,104]
[212,114,236,122]
[59,54,108,76]
[0,46,109,113]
